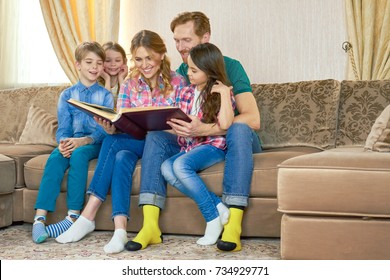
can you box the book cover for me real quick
[67,99,191,139]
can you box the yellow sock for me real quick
[126,205,162,251]
[217,208,243,252]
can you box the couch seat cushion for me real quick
[278,147,390,217]
[24,154,99,191]
[0,144,54,188]
[0,154,16,193]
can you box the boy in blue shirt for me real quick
[32,41,114,243]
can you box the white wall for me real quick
[119,0,347,84]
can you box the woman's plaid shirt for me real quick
[117,71,186,109]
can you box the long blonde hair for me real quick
[129,30,173,97]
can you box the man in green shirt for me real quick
[126,11,261,253]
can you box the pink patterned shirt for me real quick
[177,84,236,152]
[116,71,186,109]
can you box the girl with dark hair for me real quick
[160,43,235,246]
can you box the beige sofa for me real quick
[277,80,390,259]
[0,80,389,259]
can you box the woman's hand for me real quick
[94,116,116,134]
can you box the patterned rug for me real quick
[0,224,280,260]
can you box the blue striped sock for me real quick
[32,216,48,244]
[46,212,80,238]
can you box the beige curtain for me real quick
[345,0,390,80]
[39,0,120,84]
[0,1,19,88]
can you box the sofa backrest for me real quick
[0,86,68,143]
[252,79,341,150]
[336,79,390,147]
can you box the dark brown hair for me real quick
[189,43,230,124]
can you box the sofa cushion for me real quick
[18,105,58,147]
[364,105,390,152]
[252,79,340,150]
[0,86,67,143]
[0,193,13,228]
[0,144,54,188]
[278,147,390,218]
[24,154,99,191]
[0,154,15,193]
[336,79,390,147]
[281,214,390,260]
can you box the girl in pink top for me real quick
[160,43,235,246]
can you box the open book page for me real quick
[67,99,117,121]
[118,106,178,113]
[77,100,116,113]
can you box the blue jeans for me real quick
[87,134,145,219]
[223,123,262,207]
[139,131,180,209]
[35,144,101,212]
[139,123,262,209]
[161,145,226,222]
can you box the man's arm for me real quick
[167,91,260,137]
[233,91,260,130]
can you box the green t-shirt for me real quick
[176,56,252,96]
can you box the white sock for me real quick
[197,216,223,246]
[104,229,128,254]
[55,215,95,243]
[217,203,230,225]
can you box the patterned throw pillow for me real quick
[18,105,58,147]
[252,79,340,150]
[365,105,390,152]
[336,80,390,147]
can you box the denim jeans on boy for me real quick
[35,144,101,212]
[86,134,145,219]
[161,145,226,222]
[138,122,262,209]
